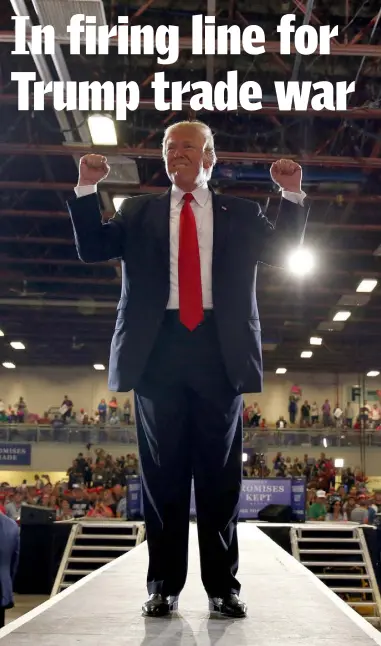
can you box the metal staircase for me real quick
[51,521,145,596]
[290,524,381,627]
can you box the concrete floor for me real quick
[1,523,381,645]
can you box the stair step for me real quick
[318,574,370,580]
[347,601,377,607]
[68,557,115,563]
[365,616,380,623]
[59,583,72,589]
[299,550,362,554]
[302,562,366,567]
[64,569,93,576]
[77,534,134,540]
[71,545,131,551]
[298,538,359,543]
[331,587,373,593]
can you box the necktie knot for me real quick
[183,193,193,204]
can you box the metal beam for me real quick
[1,143,381,168]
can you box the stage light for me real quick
[301,351,313,358]
[334,458,344,468]
[333,311,351,322]
[88,114,117,145]
[0,329,4,337]
[310,337,322,346]
[287,247,314,276]
[356,279,378,293]
[3,362,15,369]
[323,438,328,448]
[94,364,106,371]
[10,341,25,350]
[276,368,287,374]
[367,371,380,377]
[242,453,248,463]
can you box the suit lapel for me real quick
[211,187,230,281]
[150,189,171,267]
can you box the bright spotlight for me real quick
[287,248,314,276]
[242,453,248,463]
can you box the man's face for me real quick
[164,126,211,188]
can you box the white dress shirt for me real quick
[74,183,305,310]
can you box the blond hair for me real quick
[162,120,217,179]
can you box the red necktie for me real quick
[178,192,204,330]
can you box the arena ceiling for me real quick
[0,0,381,375]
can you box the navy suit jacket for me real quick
[67,186,306,394]
[0,513,20,609]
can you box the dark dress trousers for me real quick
[0,513,20,628]
[67,186,306,598]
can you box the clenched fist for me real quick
[78,154,110,186]
[270,159,302,193]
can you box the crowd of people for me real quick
[0,396,134,426]
[0,448,379,526]
[244,399,381,430]
[0,449,140,522]
[1,395,381,431]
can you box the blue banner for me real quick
[291,477,307,522]
[190,477,306,521]
[126,476,142,519]
[0,443,31,465]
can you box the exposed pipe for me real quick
[291,0,315,82]
[0,144,381,168]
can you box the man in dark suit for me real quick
[67,120,306,618]
[0,511,20,628]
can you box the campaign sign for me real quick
[0,443,31,466]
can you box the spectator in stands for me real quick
[300,400,310,427]
[371,404,380,428]
[350,495,369,524]
[61,395,73,423]
[101,490,117,516]
[276,416,287,429]
[322,400,331,427]
[344,402,354,428]
[288,397,297,425]
[5,492,23,521]
[310,402,319,425]
[326,499,347,521]
[307,490,327,520]
[69,485,91,518]
[98,399,107,423]
[123,398,132,424]
[34,474,43,489]
[343,496,357,521]
[251,403,261,427]
[371,491,381,514]
[0,399,5,422]
[56,499,73,521]
[15,397,27,423]
[0,511,20,629]
[108,397,118,419]
[86,500,113,518]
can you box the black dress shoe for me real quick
[208,594,247,618]
[142,593,179,617]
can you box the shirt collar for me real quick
[171,182,210,208]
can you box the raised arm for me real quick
[66,154,125,263]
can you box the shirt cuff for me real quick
[74,184,97,198]
[282,189,306,206]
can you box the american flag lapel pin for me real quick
[221,205,227,211]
